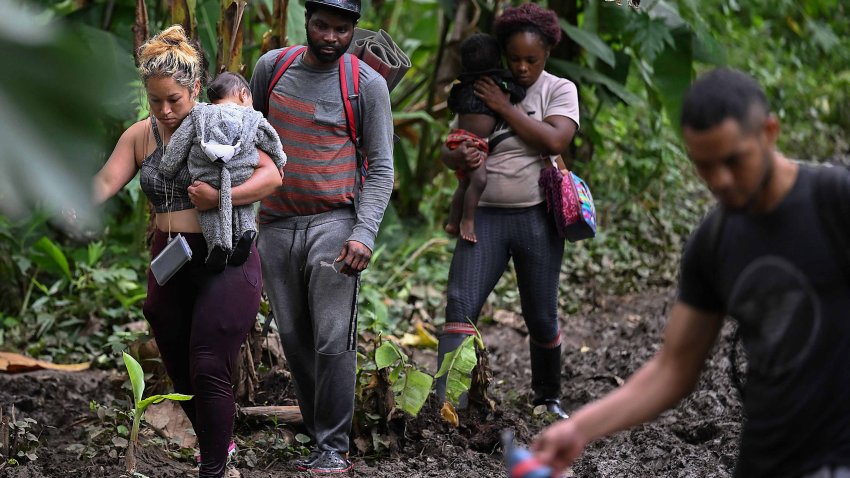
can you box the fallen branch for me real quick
[239,406,302,424]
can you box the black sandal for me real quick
[310,450,354,474]
[293,448,321,471]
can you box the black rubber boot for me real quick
[228,230,256,266]
[530,343,567,418]
[435,332,471,408]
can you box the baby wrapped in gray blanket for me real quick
[160,73,286,271]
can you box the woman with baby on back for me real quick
[437,3,581,419]
[92,25,282,478]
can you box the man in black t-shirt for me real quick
[532,68,850,478]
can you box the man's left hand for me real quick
[336,240,372,276]
[188,181,218,211]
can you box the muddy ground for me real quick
[0,287,742,478]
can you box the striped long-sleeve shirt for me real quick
[250,50,394,251]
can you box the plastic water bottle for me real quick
[503,430,555,478]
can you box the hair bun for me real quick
[137,24,206,91]
[158,25,189,45]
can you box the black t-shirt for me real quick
[678,165,850,477]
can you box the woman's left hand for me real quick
[474,77,511,115]
[188,181,218,211]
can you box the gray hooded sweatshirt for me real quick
[160,103,287,259]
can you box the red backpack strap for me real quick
[339,53,361,147]
[264,45,307,116]
[339,53,367,191]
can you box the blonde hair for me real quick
[137,25,206,91]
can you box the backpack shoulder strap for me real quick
[264,45,308,116]
[814,165,850,280]
[706,206,725,256]
[338,53,362,148]
[339,53,367,199]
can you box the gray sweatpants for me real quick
[257,207,359,453]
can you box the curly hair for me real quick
[460,33,502,73]
[137,25,208,91]
[493,3,562,49]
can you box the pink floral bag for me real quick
[538,156,598,242]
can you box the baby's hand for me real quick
[188,181,219,211]
[459,141,485,170]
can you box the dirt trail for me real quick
[0,287,741,477]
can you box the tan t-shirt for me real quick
[477,71,580,208]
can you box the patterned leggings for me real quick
[439,204,565,402]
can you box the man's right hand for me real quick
[532,419,588,474]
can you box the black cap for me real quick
[305,0,361,20]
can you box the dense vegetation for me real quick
[1,0,847,402]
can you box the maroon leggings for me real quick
[143,231,261,478]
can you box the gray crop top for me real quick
[139,116,195,213]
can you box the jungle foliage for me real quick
[0,0,848,459]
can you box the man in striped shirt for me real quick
[249,0,393,472]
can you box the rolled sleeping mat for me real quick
[347,27,411,92]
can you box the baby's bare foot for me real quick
[460,219,477,244]
[445,222,460,237]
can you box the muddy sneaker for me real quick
[293,448,321,471]
[224,465,241,478]
[309,451,354,474]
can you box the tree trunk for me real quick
[264,0,290,53]
[548,0,581,62]
[216,0,247,74]
[169,0,197,39]
[400,0,477,218]
[132,0,148,66]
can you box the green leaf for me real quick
[392,110,438,125]
[626,14,675,63]
[33,237,71,280]
[807,19,840,52]
[548,59,642,105]
[286,0,307,46]
[295,433,311,444]
[691,26,726,65]
[651,28,693,132]
[645,0,686,30]
[389,363,403,384]
[137,393,193,411]
[391,369,433,417]
[375,341,405,369]
[0,8,135,221]
[122,352,145,406]
[560,20,616,68]
[86,241,105,267]
[117,425,129,436]
[434,335,477,406]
